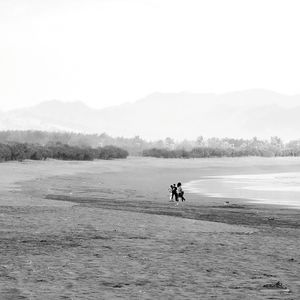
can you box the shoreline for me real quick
[184,171,300,210]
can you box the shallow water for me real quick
[184,172,300,209]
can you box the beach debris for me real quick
[262,281,290,291]
[262,273,275,278]
[267,217,275,221]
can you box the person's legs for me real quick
[169,192,174,201]
[181,193,185,201]
[172,191,176,205]
[181,191,186,201]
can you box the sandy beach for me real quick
[0,157,299,299]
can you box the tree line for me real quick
[142,137,300,158]
[0,142,128,162]
[0,130,150,155]
[2,130,300,158]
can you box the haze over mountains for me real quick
[1,90,300,141]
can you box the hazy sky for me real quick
[0,0,300,111]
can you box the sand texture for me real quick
[0,157,299,299]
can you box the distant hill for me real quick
[0,100,99,133]
[1,90,300,140]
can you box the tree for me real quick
[0,144,12,161]
[196,136,205,147]
[165,137,175,149]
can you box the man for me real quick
[171,184,178,202]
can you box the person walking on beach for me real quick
[177,182,186,202]
[171,184,178,202]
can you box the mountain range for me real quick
[1,90,300,140]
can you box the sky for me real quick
[0,0,300,111]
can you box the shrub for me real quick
[0,142,128,162]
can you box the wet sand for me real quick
[0,157,300,299]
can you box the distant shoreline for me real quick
[184,172,300,210]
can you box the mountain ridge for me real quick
[1,90,300,140]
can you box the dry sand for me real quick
[0,157,299,299]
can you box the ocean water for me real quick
[184,172,300,209]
